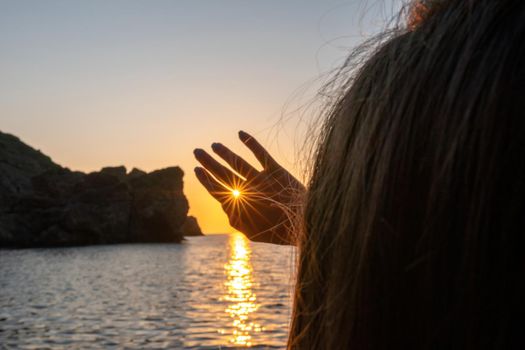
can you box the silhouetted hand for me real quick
[194,131,304,245]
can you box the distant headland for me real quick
[0,131,202,248]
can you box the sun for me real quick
[232,189,241,198]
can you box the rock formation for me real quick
[0,131,202,247]
[181,216,203,236]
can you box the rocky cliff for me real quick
[181,215,203,236]
[0,131,202,247]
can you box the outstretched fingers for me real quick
[194,167,230,202]
[194,148,244,189]
[211,142,258,179]
[238,130,279,170]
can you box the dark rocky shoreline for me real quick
[0,131,202,248]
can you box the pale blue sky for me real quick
[0,0,401,232]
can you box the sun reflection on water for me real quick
[222,232,261,347]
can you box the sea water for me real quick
[0,234,294,349]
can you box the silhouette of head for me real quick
[290,1,525,348]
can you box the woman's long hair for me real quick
[289,1,525,348]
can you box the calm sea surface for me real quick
[0,234,295,349]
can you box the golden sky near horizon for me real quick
[0,0,400,233]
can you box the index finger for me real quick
[238,130,279,170]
